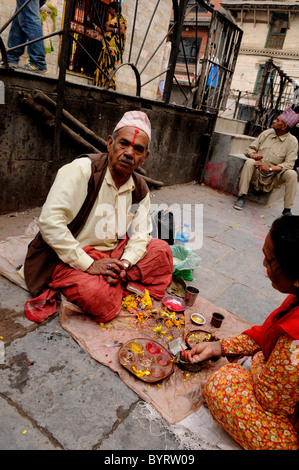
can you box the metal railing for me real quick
[164,1,242,112]
[0,0,243,165]
[246,59,299,136]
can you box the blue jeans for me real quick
[7,0,47,70]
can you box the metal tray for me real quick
[119,338,174,383]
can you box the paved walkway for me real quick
[0,181,297,450]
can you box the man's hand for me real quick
[249,152,264,161]
[254,162,282,174]
[86,258,128,285]
[254,161,275,173]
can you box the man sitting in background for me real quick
[234,107,299,216]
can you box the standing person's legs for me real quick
[7,5,26,65]
[17,0,47,70]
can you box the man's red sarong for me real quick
[24,239,173,323]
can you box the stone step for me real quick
[229,134,255,155]
[214,116,246,135]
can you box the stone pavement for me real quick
[0,181,297,451]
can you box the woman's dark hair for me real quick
[109,2,121,14]
[270,215,299,282]
[270,216,299,318]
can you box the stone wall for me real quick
[0,69,215,213]
[118,0,173,99]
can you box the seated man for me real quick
[23,111,173,323]
[234,107,299,216]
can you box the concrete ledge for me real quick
[203,131,284,205]
[214,116,246,135]
[203,151,245,195]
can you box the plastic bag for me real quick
[170,245,200,280]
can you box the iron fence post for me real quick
[162,0,188,104]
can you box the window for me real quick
[265,14,288,49]
[177,37,202,65]
[254,64,275,95]
[66,0,109,77]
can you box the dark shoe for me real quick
[282,208,292,216]
[233,196,245,210]
[20,63,48,75]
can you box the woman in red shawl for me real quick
[182,216,299,450]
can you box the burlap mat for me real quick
[59,295,253,425]
[0,227,252,436]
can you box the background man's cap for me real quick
[113,111,151,141]
[279,107,299,128]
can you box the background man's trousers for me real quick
[238,159,297,208]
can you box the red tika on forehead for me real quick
[131,129,140,146]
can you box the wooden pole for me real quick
[32,89,107,151]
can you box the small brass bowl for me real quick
[191,313,206,326]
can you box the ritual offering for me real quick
[122,288,153,314]
[175,329,220,371]
[166,278,186,298]
[168,337,187,356]
[185,329,219,349]
[119,338,174,382]
[162,295,186,313]
[191,313,206,325]
[174,352,204,372]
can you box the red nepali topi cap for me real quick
[279,107,299,128]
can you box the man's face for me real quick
[272,116,287,134]
[107,126,149,179]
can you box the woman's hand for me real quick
[181,341,222,363]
